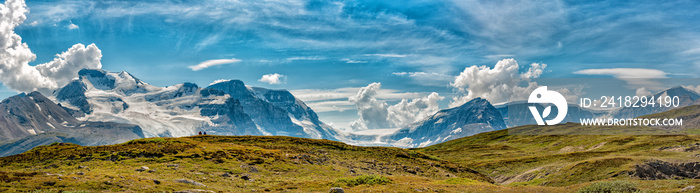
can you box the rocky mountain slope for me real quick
[0,91,144,156]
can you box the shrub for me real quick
[334,175,392,187]
[577,180,638,193]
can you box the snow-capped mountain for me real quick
[384,98,507,148]
[52,69,338,140]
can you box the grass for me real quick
[418,122,700,189]
[0,135,497,192]
[1,132,697,192]
[333,175,392,187]
[577,180,638,193]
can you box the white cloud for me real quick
[291,87,423,103]
[258,73,286,85]
[68,23,78,29]
[349,83,390,130]
[484,54,516,59]
[0,0,102,95]
[574,68,667,90]
[194,34,220,51]
[208,79,231,86]
[405,55,455,67]
[305,100,354,112]
[35,43,102,88]
[348,82,443,130]
[188,58,241,71]
[341,58,367,64]
[636,87,651,96]
[387,92,443,127]
[450,0,567,55]
[450,58,545,107]
[364,54,408,58]
[392,71,453,86]
[286,56,325,61]
[573,68,667,79]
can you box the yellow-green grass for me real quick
[0,135,505,192]
[419,126,700,189]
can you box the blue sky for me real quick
[3,0,700,131]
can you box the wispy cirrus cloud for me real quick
[188,58,241,71]
[364,54,408,58]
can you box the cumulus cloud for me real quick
[387,92,442,127]
[68,23,78,29]
[349,82,443,130]
[349,83,391,130]
[258,73,286,85]
[450,58,545,107]
[0,0,102,95]
[35,43,102,88]
[188,58,241,71]
[636,87,652,96]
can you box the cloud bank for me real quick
[349,82,442,130]
[0,0,102,95]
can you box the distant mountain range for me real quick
[2,69,700,155]
[0,69,340,156]
[51,69,338,140]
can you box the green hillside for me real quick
[3,106,700,192]
[0,135,524,192]
[419,106,700,192]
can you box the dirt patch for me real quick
[498,167,543,185]
[587,142,606,151]
[558,146,584,153]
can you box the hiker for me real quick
[203,132,207,135]
[198,131,202,135]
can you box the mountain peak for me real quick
[388,96,506,148]
[464,97,490,105]
[653,86,700,101]
[78,68,108,77]
[209,79,245,87]
[449,97,492,112]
